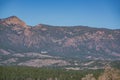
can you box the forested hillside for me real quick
[0,66,120,80]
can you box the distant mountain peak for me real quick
[8,16,19,19]
[0,16,27,27]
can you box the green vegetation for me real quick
[0,65,120,80]
[0,66,103,80]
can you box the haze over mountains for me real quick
[0,16,120,69]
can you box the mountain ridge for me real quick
[1,16,118,30]
[0,16,120,68]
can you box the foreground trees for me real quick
[98,65,120,80]
[0,65,120,80]
[81,65,120,80]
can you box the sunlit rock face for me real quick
[0,16,27,27]
[0,16,120,60]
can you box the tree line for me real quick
[0,65,120,80]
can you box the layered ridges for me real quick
[0,16,120,60]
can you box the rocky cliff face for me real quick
[0,16,120,60]
[0,16,26,27]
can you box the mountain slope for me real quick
[0,16,120,68]
[0,16,120,59]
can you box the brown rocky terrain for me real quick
[0,16,120,67]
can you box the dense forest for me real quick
[0,66,120,80]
